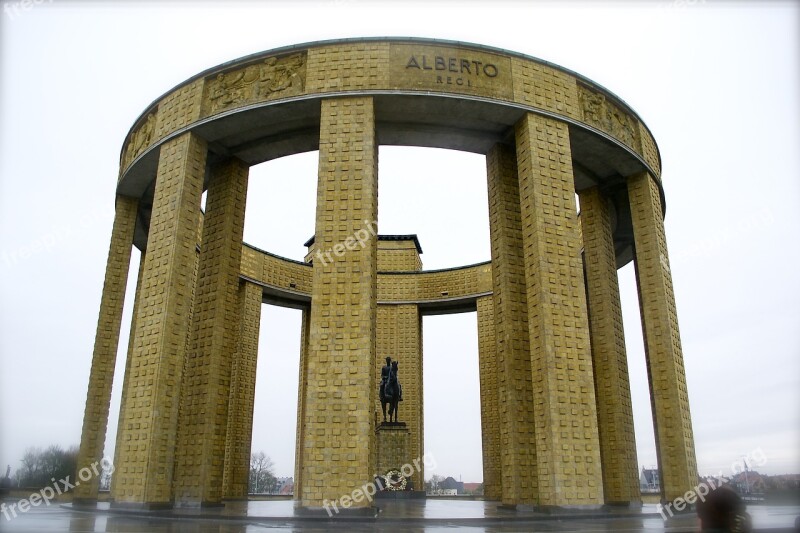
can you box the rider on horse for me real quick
[379,356,402,422]
[380,356,392,402]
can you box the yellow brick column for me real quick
[222,281,263,499]
[486,143,538,506]
[112,225,200,501]
[174,157,249,506]
[110,255,145,499]
[300,97,378,512]
[400,304,423,491]
[515,113,604,507]
[374,304,423,490]
[112,132,207,508]
[476,295,502,501]
[579,187,641,505]
[627,171,697,503]
[294,307,311,501]
[74,195,138,504]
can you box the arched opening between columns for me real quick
[422,312,483,492]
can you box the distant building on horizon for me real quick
[275,477,293,495]
[640,468,660,493]
[441,476,464,495]
[463,482,482,495]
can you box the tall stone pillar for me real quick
[299,97,378,511]
[374,304,423,490]
[110,254,145,499]
[294,307,311,501]
[112,132,207,508]
[627,171,697,503]
[74,195,138,503]
[174,157,249,505]
[515,113,604,507]
[476,295,501,501]
[579,187,640,505]
[485,143,538,506]
[222,281,263,500]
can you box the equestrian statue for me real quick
[379,356,403,423]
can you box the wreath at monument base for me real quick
[382,469,407,491]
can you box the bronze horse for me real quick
[380,360,402,423]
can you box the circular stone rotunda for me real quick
[74,38,697,514]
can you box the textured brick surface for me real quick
[511,58,580,119]
[307,43,390,92]
[486,143,538,506]
[377,240,422,272]
[74,195,138,501]
[294,308,311,500]
[390,43,513,100]
[639,124,661,177]
[476,295,501,501]
[515,114,603,506]
[299,97,378,509]
[222,281,263,499]
[110,256,145,498]
[155,79,205,139]
[175,158,249,504]
[112,132,207,505]
[119,40,658,181]
[240,245,312,292]
[375,425,411,482]
[580,187,640,504]
[628,172,697,502]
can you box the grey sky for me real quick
[1,1,798,484]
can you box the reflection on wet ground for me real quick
[0,500,797,532]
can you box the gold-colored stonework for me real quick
[80,38,696,513]
[121,112,156,169]
[202,52,307,116]
[578,83,640,150]
[389,43,513,100]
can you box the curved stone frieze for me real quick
[118,38,661,192]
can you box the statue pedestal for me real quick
[376,422,410,476]
[375,422,423,497]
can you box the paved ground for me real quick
[0,500,797,532]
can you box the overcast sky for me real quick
[1,1,798,485]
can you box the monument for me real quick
[74,38,697,513]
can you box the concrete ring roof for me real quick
[118,37,665,308]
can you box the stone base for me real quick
[604,500,644,508]
[378,421,406,428]
[110,501,174,511]
[294,505,378,519]
[498,503,606,514]
[71,498,99,507]
[376,422,413,491]
[173,500,225,509]
[375,490,426,500]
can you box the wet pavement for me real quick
[0,499,797,532]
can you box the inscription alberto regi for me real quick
[390,44,512,99]
[405,55,498,86]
